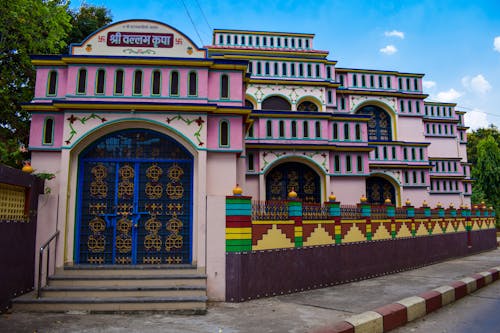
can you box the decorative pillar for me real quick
[385,198,396,239]
[422,201,431,235]
[359,195,372,241]
[405,199,415,237]
[326,193,341,244]
[288,189,303,248]
[225,185,252,252]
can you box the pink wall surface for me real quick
[29,113,65,149]
[206,116,244,150]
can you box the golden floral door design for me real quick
[265,162,321,203]
[76,129,193,265]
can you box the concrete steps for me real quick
[12,265,207,313]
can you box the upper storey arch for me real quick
[261,95,292,111]
[296,96,322,112]
[70,19,207,58]
[354,101,396,142]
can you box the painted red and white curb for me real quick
[312,266,500,333]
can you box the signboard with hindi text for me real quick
[71,20,206,58]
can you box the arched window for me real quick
[133,70,143,95]
[274,63,278,76]
[170,71,179,96]
[265,62,270,75]
[291,121,297,138]
[262,96,291,110]
[357,105,393,142]
[344,123,350,140]
[152,70,161,95]
[357,156,363,172]
[47,70,58,96]
[353,74,357,86]
[188,72,197,96]
[266,120,273,137]
[326,67,331,79]
[43,117,54,145]
[282,63,287,76]
[96,69,105,95]
[247,124,254,138]
[299,63,304,76]
[114,69,124,95]
[221,74,229,99]
[315,121,321,138]
[297,101,318,112]
[333,123,338,140]
[303,121,309,138]
[279,120,285,137]
[355,124,361,140]
[257,62,262,75]
[77,68,87,94]
[220,120,230,147]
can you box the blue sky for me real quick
[77,0,500,131]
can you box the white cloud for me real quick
[422,80,436,89]
[380,45,397,55]
[464,108,489,130]
[461,74,492,95]
[435,88,462,102]
[384,30,405,39]
[494,36,500,53]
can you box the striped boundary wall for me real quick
[311,267,500,333]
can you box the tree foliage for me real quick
[466,124,500,167]
[0,0,72,149]
[0,1,112,168]
[64,3,113,53]
[468,130,500,224]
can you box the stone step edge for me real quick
[13,296,208,304]
[310,266,500,333]
[49,274,207,280]
[42,285,206,292]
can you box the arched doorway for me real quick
[266,162,321,202]
[75,129,193,265]
[357,105,393,141]
[366,176,396,205]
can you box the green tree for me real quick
[64,3,112,53]
[0,1,112,168]
[466,124,500,167]
[0,0,72,166]
[473,135,500,226]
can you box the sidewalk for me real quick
[1,248,499,333]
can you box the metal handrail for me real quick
[37,230,59,298]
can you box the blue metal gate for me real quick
[76,129,193,265]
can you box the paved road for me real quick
[1,249,499,333]
[393,278,500,333]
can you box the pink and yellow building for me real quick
[26,20,477,302]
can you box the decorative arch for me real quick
[264,156,325,203]
[245,94,257,109]
[366,173,401,205]
[296,96,322,111]
[356,104,394,142]
[266,161,321,202]
[261,95,292,111]
[70,19,207,58]
[353,100,397,141]
[75,127,194,265]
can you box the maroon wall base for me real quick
[226,230,497,302]
[0,165,44,313]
